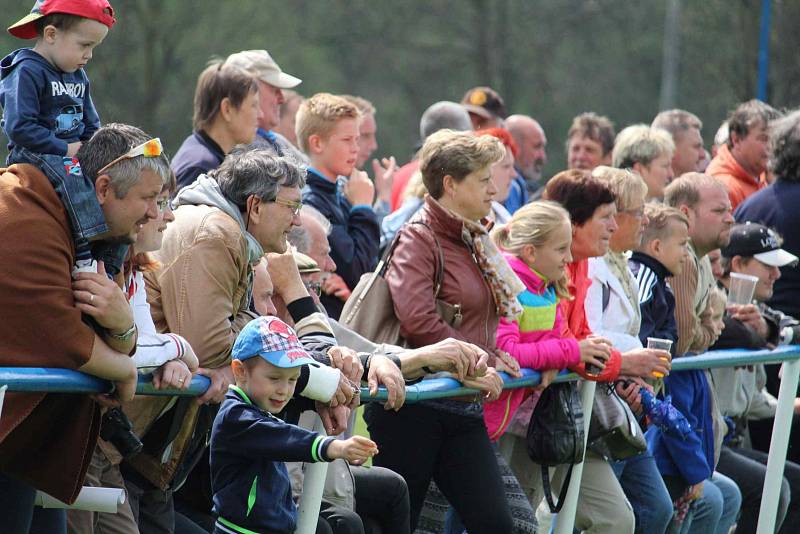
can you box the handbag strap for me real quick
[385,220,446,297]
[541,462,574,514]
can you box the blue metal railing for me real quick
[2,345,799,534]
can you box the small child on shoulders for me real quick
[1,0,116,273]
[210,316,377,534]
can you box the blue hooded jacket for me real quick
[630,251,715,486]
[302,168,380,319]
[0,48,100,156]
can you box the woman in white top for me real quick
[585,167,649,351]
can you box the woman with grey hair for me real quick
[612,125,675,201]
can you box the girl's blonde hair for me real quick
[491,200,572,298]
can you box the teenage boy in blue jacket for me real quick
[297,93,380,319]
[1,0,116,273]
[210,316,377,534]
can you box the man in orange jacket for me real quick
[707,100,782,210]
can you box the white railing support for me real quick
[552,380,597,534]
[294,414,330,534]
[757,358,800,533]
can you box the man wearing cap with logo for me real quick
[708,222,800,533]
[460,86,507,130]
[210,316,377,534]
[225,49,308,165]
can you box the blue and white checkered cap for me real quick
[232,316,317,368]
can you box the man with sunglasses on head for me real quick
[0,123,170,532]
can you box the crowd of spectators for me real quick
[2,1,800,533]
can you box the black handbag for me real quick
[525,381,585,513]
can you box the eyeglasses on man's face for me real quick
[273,197,303,216]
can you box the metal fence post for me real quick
[552,380,596,534]
[294,413,330,534]
[756,358,800,533]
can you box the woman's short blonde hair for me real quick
[419,129,504,199]
[612,124,675,169]
[491,200,572,298]
[295,93,361,154]
[591,166,648,212]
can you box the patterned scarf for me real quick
[429,198,525,319]
[604,250,641,336]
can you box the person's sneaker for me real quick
[72,258,98,275]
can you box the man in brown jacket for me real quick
[0,123,171,531]
[122,147,353,531]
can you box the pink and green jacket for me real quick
[483,253,581,441]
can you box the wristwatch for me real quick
[107,323,136,342]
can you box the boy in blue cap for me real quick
[210,316,378,534]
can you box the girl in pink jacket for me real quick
[484,201,610,440]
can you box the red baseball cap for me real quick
[9,0,116,39]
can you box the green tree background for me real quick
[1,0,797,179]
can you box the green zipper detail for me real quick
[246,475,258,516]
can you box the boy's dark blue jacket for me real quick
[210,386,334,534]
[0,49,100,156]
[630,251,715,487]
[302,168,380,319]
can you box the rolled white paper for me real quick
[35,487,125,513]
[301,364,342,402]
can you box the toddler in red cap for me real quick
[1,0,116,274]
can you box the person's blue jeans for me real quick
[611,452,673,534]
[0,472,67,534]
[10,145,108,240]
[669,471,741,534]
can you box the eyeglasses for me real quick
[305,281,322,297]
[273,197,303,216]
[97,138,163,175]
[156,197,171,213]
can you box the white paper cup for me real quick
[727,272,759,305]
[301,364,342,402]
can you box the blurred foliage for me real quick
[0,0,797,179]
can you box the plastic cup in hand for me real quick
[727,273,759,306]
[647,337,673,378]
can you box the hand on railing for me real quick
[151,360,193,391]
[462,367,503,402]
[365,354,405,411]
[195,366,234,405]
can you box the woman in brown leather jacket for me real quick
[364,129,530,533]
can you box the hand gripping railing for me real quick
[1,345,799,533]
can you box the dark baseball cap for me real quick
[721,222,798,267]
[460,86,507,121]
